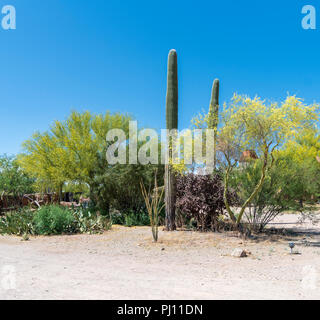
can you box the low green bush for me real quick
[111,210,151,227]
[124,211,150,227]
[1,205,156,237]
[0,205,112,237]
[33,205,77,235]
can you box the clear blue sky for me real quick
[0,0,319,155]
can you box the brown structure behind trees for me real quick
[0,193,59,214]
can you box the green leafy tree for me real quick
[0,155,34,196]
[90,144,164,216]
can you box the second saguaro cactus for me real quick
[208,79,219,170]
[165,49,178,231]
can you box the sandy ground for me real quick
[0,213,320,300]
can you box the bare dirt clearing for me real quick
[0,214,319,300]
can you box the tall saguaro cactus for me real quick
[165,49,178,231]
[208,79,219,170]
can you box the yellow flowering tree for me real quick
[218,94,318,228]
[18,111,132,198]
[18,132,70,195]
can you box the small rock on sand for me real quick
[231,248,247,258]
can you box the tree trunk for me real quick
[58,183,64,202]
[223,165,237,223]
[236,148,269,225]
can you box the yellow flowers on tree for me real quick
[275,128,320,205]
[18,111,132,200]
[219,94,318,229]
[278,128,320,164]
[18,132,70,197]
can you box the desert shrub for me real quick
[110,211,125,225]
[0,209,34,236]
[123,211,150,227]
[33,205,77,235]
[0,205,111,236]
[111,210,157,227]
[72,207,111,234]
[176,173,234,231]
[111,208,166,227]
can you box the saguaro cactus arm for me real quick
[208,79,219,170]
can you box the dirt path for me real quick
[0,214,320,300]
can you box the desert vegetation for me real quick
[1,50,320,243]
